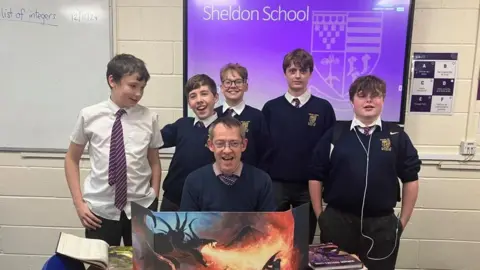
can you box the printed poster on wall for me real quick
[409,52,458,114]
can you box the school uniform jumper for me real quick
[262,91,336,244]
[309,118,421,270]
[179,163,276,212]
[215,102,270,171]
[159,114,217,210]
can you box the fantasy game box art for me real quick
[308,243,364,269]
[130,202,309,270]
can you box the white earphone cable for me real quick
[354,127,399,261]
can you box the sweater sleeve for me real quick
[179,172,202,211]
[256,172,276,211]
[323,100,337,133]
[256,113,272,172]
[309,127,334,182]
[397,131,422,183]
[160,119,180,148]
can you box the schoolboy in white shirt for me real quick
[64,54,163,246]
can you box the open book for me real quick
[55,232,132,270]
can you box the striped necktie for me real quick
[218,174,239,185]
[292,98,300,108]
[108,109,128,210]
[225,108,235,117]
[362,126,373,136]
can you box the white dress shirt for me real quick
[350,116,383,135]
[222,100,246,116]
[193,112,218,127]
[329,116,382,158]
[70,99,164,220]
[284,90,312,108]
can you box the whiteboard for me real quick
[0,0,112,152]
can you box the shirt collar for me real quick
[107,97,136,115]
[284,90,311,106]
[213,162,243,177]
[222,100,246,115]
[194,112,218,127]
[350,116,383,130]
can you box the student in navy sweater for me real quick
[180,116,275,212]
[214,63,270,171]
[309,75,421,270]
[159,74,218,211]
[262,48,336,244]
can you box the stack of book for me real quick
[308,243,366,270]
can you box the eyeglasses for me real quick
[213,140,242,149]
[222,79,245,87]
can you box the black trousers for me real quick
[159,196,180,211]
[318,206,404,270]
[272,181,317,244]
[85,198,158,246]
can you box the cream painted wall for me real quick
[1,0,480,269]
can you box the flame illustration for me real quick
[131,210,302,270]
[198,212,299,270]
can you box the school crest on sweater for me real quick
[308,113,319,126]
[380,138,392,151]
[241,121,250,133]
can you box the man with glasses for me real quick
[215,63,271,171]
[179,116,276,212]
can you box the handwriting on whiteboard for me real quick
[71,10,98,23]
[0,7,57,26]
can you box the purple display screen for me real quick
[186,0,413,122]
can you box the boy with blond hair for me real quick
[215,63,270,170]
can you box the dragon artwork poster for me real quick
[130,202,309,270]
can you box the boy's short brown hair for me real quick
[348,75,387,101]
[282,48,314,73]
[208,116,246,140]
[184,74,218,96]
[220,63,248,82]
[106,54,150,88]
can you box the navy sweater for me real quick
[309,124,421,217]
[160,117,215,205]
[179,163,276,212]
[262,95,336,182]
[215,105,270,171]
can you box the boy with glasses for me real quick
[215,63,270,171]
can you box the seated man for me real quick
[179,116,276,212]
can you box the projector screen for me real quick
[184,0,415,123]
